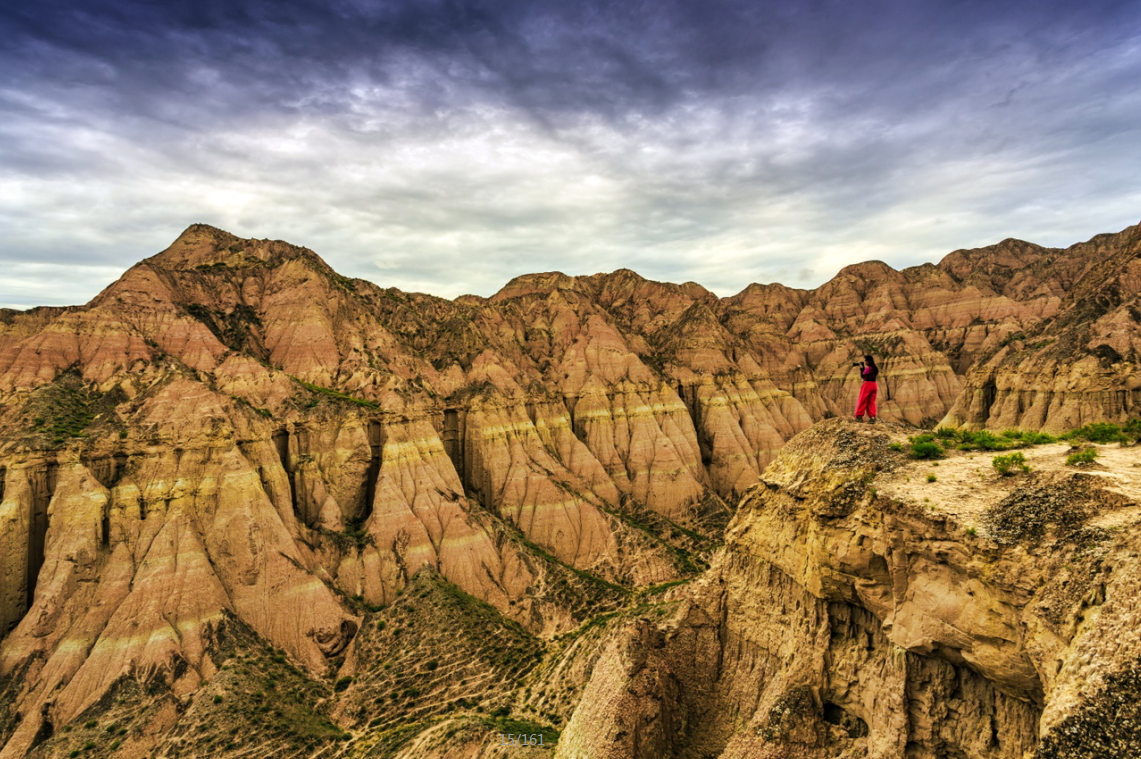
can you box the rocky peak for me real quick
[491,271,579,301]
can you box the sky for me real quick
[2,0,1141,309]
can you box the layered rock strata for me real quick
[1,220,1139,757]
[945,223,1141,430]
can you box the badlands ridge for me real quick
[0,221,1139,758]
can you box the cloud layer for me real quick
[3,0,1141,307]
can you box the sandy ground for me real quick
[876,436,1141,535]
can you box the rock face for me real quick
[944,223,1141,431]
[558,420,1141,759]
[0,220,1139,758]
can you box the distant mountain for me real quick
[0,220,1137,758]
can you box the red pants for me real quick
[855,381,878,418]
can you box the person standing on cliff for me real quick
[853,354,879,423]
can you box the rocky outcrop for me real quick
[557,419,1141,758]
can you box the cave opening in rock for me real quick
[823,702,868,738]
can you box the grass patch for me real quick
[291,376,379,409]
[21,373,121,443]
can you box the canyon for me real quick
[0,220,1138,758]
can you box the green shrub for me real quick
[926,473,937,482]
[910,441,944,460]
[956,430,1013,451]
[1065,422,1125,444]
[992,452,1030,476]
[334,676,353,692]
[213,694,224,704]
[1065,448,1099,466]
[889,442,904,452]
[1020,431,1057,445]
[934,427,960,440]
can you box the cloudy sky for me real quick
[3,0,1141,308]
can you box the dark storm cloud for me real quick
[2,0,1141,305]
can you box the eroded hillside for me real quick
[0,221,1139,758]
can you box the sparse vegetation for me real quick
[1063,421,1141,445]
[1066,448,1099,467]
[22,373,122,444]
[992,451,1030,476]
[932,427,1057,451]
[292,376,379,409]
[907,434,944,459]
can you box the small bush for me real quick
[334,676,353,692]
[889,442,904,452]
[426,660,439,671]
[213,694,224,704]
[908,434,944,460]
[993,452,1030,476]
[926,473,937,483]
[1066,448,1099,466]
[965,526,977,537]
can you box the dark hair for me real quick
[863,354,877,368]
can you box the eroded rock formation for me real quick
[558,420,1141,759]
[0,220,1138,757]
